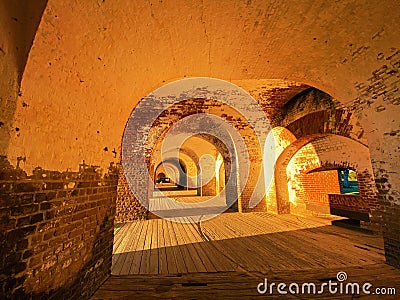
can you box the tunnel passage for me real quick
[120,78,271,223]
[154,158,187,188]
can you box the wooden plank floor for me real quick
[111,212,386,275]
[148,194,227,222]
[93,263,400,299]
[94,211,400,299]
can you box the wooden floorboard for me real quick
[103,206,400,298]
[157,219,169,275]
[131,220,148,274]
[163,219,180,274]
[111,211,387,276]
[118,221,141,275]
[173,220,198,273]
[93,263,400,299]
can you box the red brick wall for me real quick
[299,170,341,208]
[0,157,117,299]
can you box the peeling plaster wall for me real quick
[8,0,400,172]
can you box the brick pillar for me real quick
[359,108,400,268]
[202,176,217,196]
[199,155,217,196]
[115,166,148,222]
[239,157,266,212]
[224,160,239,211]
[364,125,400,267]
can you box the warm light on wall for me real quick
[215,153,224,193]
[286,143,320,207]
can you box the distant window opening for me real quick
[338,169,359,195]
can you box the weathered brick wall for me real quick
[350,48,400,267]
[115,166,148,222]
[0,157,117,299]
[279,88,367,145]
[328,194,370,214]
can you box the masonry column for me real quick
[361,112,400,267]
[355,87,400,267]
[200,155,217,196]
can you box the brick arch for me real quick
[274,134,321,214]
[278,88,368,146]
[284,134,380,230]
[152,148,200,191]
[275,133,377,216]
[154,158,187,187]
[150,124,240,210]
[306,165,356,174]
[152,146,200,173]
[142,98,267,212]
[193,133,237,208]
[270,88,370,214]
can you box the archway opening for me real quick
[111,78,384,283]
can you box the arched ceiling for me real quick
[3,0,400,172]
[0,0,48,156]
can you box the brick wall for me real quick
[352,48,400,268]
[328,194,370,213]
[115,166,148,223]
[300,170,341,208]
[0,157,117,299]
